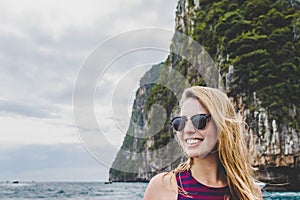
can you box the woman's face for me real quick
[177,98,218,158]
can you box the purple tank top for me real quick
[176,170,229,200]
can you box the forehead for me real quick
[180,98,208,116]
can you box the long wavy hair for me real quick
[168,86,261,200]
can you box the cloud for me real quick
[0,0,177,39]
[0,115,79,147]
[0,0,177,181]
[0,99,59,118]
[0,0,177,107]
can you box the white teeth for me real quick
[186,139,203,144]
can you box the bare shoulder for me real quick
[143,172,177,200]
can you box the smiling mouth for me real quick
[185,138,204,145]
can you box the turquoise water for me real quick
[0,182,299,199]
[263,191,300,200]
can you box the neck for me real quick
[190,152,227,187]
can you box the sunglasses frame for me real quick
[171,114,211,132]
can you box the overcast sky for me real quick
[0,0,177,182]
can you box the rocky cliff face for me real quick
[109,0,300,190]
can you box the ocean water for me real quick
[0,182,299,199]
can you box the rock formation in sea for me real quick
[109,0,300,191]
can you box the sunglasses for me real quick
[171,114,211,132]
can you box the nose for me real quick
[184,119,196,133]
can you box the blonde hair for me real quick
[170,86,261,200]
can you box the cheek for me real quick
[208,121,218,139]
[176,132,185,145]
[202,123,218,147]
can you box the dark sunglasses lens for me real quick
[172,117,185,131]
[192,115,209,130]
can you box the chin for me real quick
[186,151,201,158]
[186,150,211,159]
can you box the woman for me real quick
[144,86,262,200]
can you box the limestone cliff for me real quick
[109,0,300,190]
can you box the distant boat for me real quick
[12,181,19,184]
[104,181,112,184]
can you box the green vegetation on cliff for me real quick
[189,0,300,129]
[109,0,300,182]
